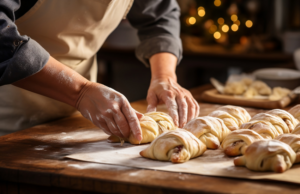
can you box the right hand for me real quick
[76,82,143,141]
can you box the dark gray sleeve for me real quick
[0,0,49,86]
[127,0,182,67]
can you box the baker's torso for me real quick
[0,0,134,134]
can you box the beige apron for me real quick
[0,0,134,135]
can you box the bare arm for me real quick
[147,53,200,127]
[14,56,142,141]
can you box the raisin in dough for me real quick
[265,109,298,133]
[221,129,264,156]
[234,140,296,173]
[241,113,290,139]
[140,129,206,163]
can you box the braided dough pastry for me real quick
[144,112,175,132]
[241,120,278,139]
[293,123,300,135]
[265,109,298,132]
[183,116,231,149]
[221,129,264,156]
[107,112,175,145]
[275,134,300,163]
[241,113,289,139]
[140,129,206,163]
[208,105,251,131]
[234,140,296,173]
[288,104,300,121]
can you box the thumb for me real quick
[135,110,144,120]
[147,92,158,113]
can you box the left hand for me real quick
[146,77,200,128]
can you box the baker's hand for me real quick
[76,82,143,141]
[146,77,200,128]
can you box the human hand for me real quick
[146,77,200,128]
[76,82,143,141]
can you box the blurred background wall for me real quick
[97,0,300,102]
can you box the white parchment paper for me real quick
[66,141,300,184]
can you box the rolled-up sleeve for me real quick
[127,0,182,67]
[0,0,49,86]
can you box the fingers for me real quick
[98,112,124,138]
[186,97,196,123]
[95,116,112,135]
[113,111,131,138]
[193,98,200,117]
[135,110,144,120]
[147,92,157,113]
[165,96,179,127]
[122,102,142,141]
[176,96,188,128]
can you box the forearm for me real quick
[149,52,177,81]
[13,56,89,108]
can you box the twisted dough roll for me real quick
[275,134,300,163]
[107,112,175,145]
[221,129,264,156]
[145,112,175,132]
[241,113,289,139]
[265,109,298,133]
[288,104,300,122]
[183,116,231,149]
[293,123,300,135]
[234,140,296,173]
[140,129,207,163]
[208,105,251,131]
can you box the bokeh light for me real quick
[246,20,253,28]
[231,14,238,22]
[198,9,205,17]
[214,0,221,7]
[218,18,224,25]
[231,24,239,31]
[187,17,196,25]
[222,25,229,33]
[214,31,221,39]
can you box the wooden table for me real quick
[1,85,300,194]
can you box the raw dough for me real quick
[221,129,264,156]
[288,104,300,122]
[265,109,298,132]
[208,105,251,131]
[241,119,281,139]
[243,112,290,136]
[293,123,300,135]
[234,139,296,173]
[107,112,176,145]
[269,87,291,101]
[276,134,300,163]
[224,81,247,95]
[183,116,231,149]
[140,129,206,163]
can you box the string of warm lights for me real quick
[185,0,253,40]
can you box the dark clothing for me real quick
[0,0,182,86]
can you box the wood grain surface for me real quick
[1,85,300,194]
